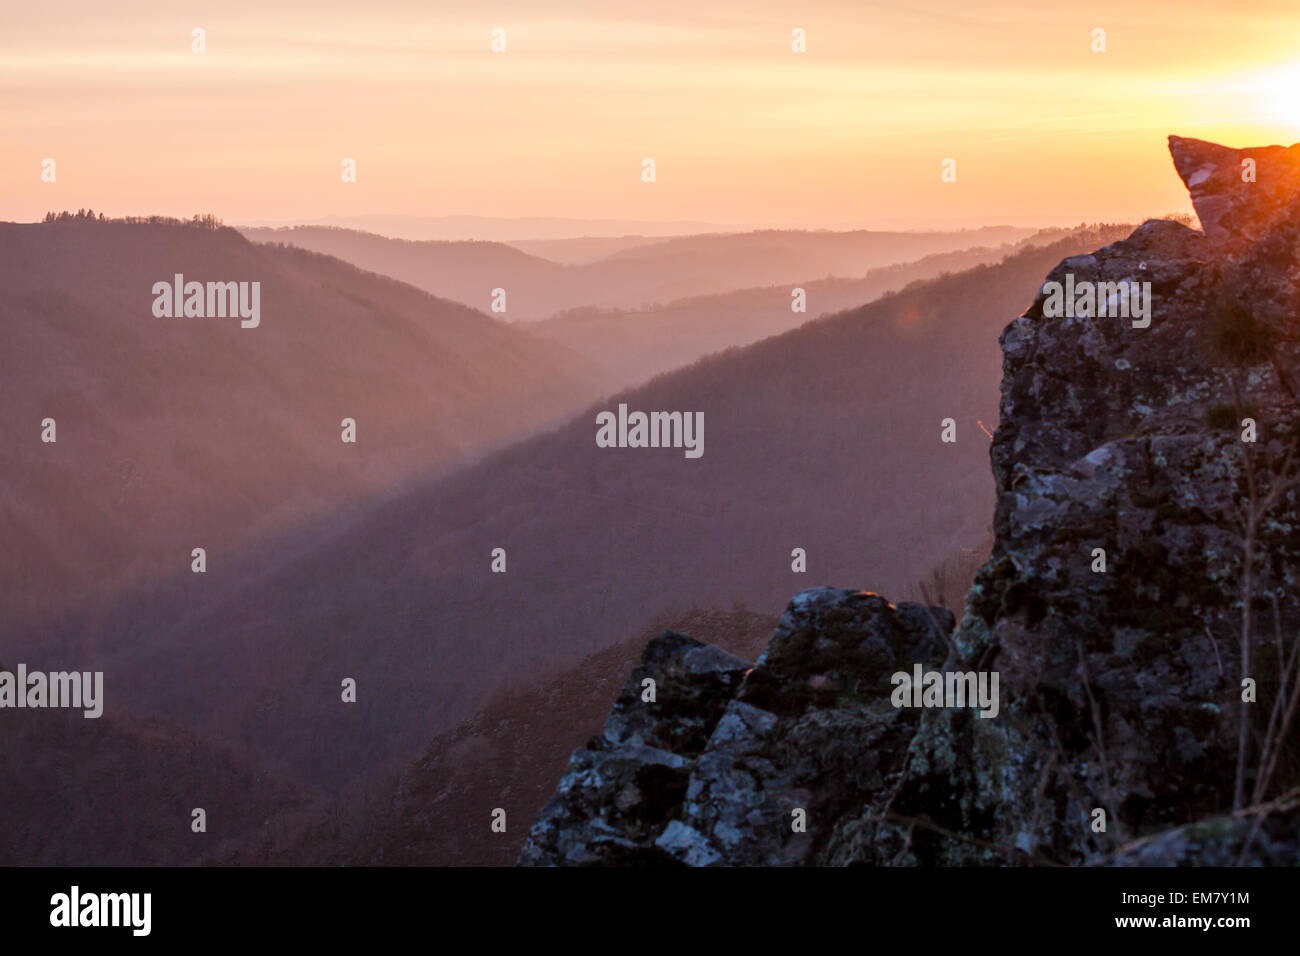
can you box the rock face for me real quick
[1169,135,1300,246]
[521,135,1300,866]
[520,592,952,865]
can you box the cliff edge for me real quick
[521,135,1300,866]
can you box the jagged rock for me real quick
[520,590,952,865]
[522,135,1300,867]
[1169,135,1300,246]
[518,630,751,865]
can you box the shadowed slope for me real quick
[0,218,602,627]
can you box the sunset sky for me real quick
[3,0,1300,229]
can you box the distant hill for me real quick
[240,215,744,242]
[238,225,1037,321]
[505,235,677,265]
[0,217,602,627]
[13,224,1134,810]
[530,230,1071,388]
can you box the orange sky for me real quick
[4,0,1300,229]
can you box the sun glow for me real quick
[7,4,1300,225]
[1251,62,1300,135]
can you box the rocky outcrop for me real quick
[520,591,952,865]
[1169,135,1300,246]
[521,135,1300,866]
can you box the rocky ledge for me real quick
[521,135,1300,866]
